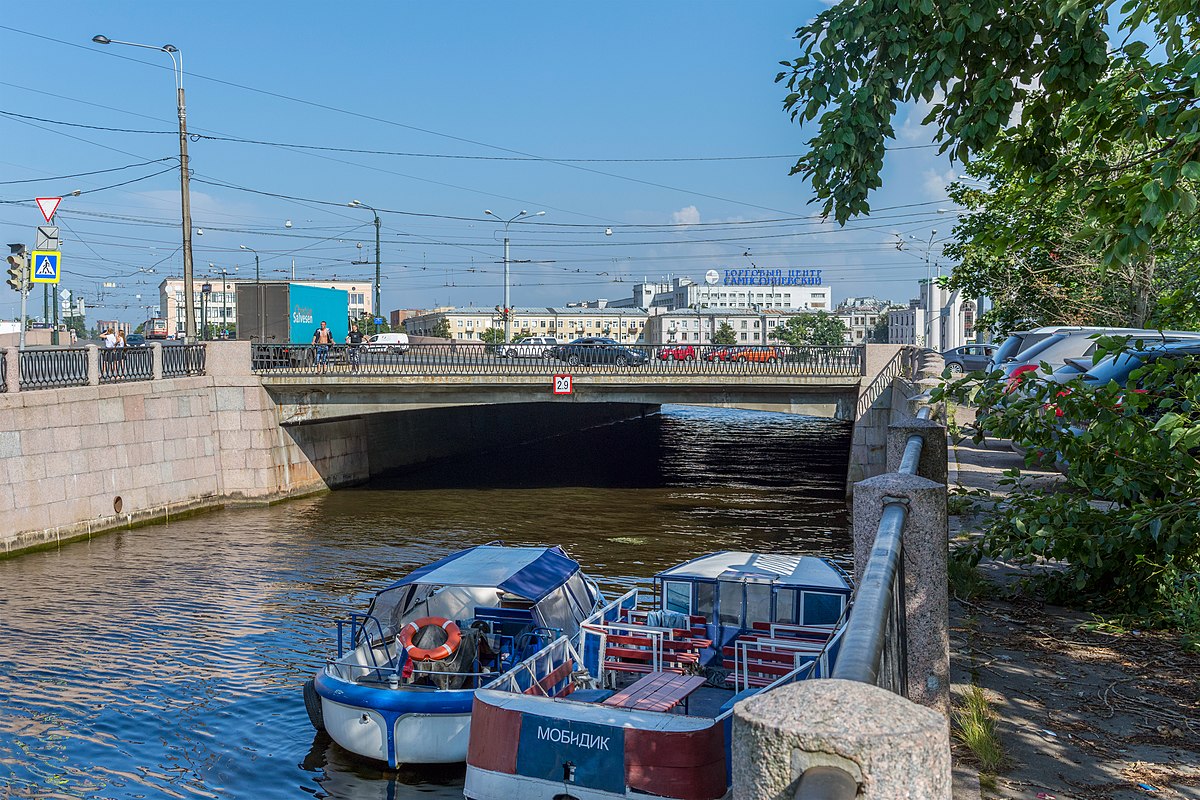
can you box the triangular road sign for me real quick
[36,197,62,222]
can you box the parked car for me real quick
[549,337,647,367]
[942,344,996,373]
[988,326,1076,371]
[1003,328,1200,391]
[657,344,696,361]
[731,346,780,363]
[498,336,559,358]
[124,333,147,347]
[363,332,409,354]
[703,346,741,362]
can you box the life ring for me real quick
[398,616,462,661]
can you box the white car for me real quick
[498,336,559,358]
[363,332,410,354]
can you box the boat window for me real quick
[802,592,845,626]
[774,588,796,623]
[718,580,743,626]
[664,581,691,615]
[695,582,715,619]
[745,583,771,627]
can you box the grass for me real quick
[953,684,1007,782]
[949,551,993,603]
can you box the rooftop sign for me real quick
[722,268,822,286]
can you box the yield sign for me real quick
[35,197,62,222]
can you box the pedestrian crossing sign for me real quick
[30,250,60,284]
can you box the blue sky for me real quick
[1,2,959,325]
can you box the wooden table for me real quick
[601,670,707,713]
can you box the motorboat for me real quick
[464,551,853,800]
[306,544,604,767]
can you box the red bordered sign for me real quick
[552,374,573,395]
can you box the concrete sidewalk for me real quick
[947,422,1200,800]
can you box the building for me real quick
[403,307,649,344]
[643,307,845,346]
[626,273,832,312]
[888,281,982,349]
[834,299,889,344]
[158,278,373,337]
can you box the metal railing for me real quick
[18,347,90,390]
[99,347,153,384]
[250,343,867,378]
[162,344,206,377]
[796,405,931,800]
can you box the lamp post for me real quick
[201,281,212,340]
[92,35,195,344]
[239,244,262,342]
[485,209,545,343]
[347,200,381,318]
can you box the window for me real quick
[718,581,742,626]
[740,332,748,341]
[456,320,463,327]
[696,582,714,619]
[740,320,748,329]
[801,592,844,625]
[745,583,771,626]
[775,588,796,623]
[664,581,691,615]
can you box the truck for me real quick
[236,282,349,367]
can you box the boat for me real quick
[306,544,605,767]
[464,551,853,800]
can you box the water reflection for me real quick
[0,405,850,799]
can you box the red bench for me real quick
[523,658,575,698]
[601,671,706,713]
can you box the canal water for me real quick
[0,405,851,800]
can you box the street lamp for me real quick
[347,200,381,318]
[208,263,230,339]
[484,209,545,343]
[92,34,195,344]
[201,281,212,340]
[239,244,263,342]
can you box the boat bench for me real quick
[599,634,711,676]
[749,622,835,643]
[523,658,576,698]
[723,635,826,687]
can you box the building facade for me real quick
[888,282,982,349]
[158,278,373,337]
[627,275,832,312]
[403,307,650,343]
[643,307,848,346]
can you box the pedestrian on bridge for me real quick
[313,321,333,373]
[346,323,363,372]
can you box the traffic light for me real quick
[6,244,27,293]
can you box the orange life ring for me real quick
[398,616,462,661]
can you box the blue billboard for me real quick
[287,283,348,344]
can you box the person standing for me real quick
[346,322,363,372]
[103,329,117,348]
[313,320,333,373]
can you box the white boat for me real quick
[464,551,853,800]
[306,544,604,767]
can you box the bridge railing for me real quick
[250,343,866,377]
[1,344,206,393]
[736,378,951,799]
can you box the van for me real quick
[363,332,410,354]
[499,336,559,358]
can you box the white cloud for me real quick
[922,167,960,201]
[671,205,701,226]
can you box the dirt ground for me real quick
[948,429,1200,800]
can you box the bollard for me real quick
[86,344,100,386]
[3,347,18,393]
[852,472,949,713]
[733,679,951,800]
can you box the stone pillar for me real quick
[151,342,163,380]
[205,340,253,377]
[86,344,100,386]
[852,472,949,713]
[887,418,948,486]
[3,348,18,393]
[734,679,951,800]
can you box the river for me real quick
[0,405,851,800]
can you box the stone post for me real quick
[852,472,949,713]
[151,342,163,380]
[3,348,18,393]
[887,418,948,486]
[204,340,253,377]
[734,679,951,800]
[86,344,100,386]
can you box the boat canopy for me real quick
[656,551,847,590]
[381,545,581,602]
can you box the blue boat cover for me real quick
[380,545,580,602]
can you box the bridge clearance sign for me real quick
[553,375,573,395]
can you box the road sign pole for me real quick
[18,263,28,350]
[52,286,59,345]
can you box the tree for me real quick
[479,327,505,345]
[356,316,391,336]
[712,322,738,345]
[776,0,1200,271]
[869,312,890,344]
[430,318,451,339]
[770,312,848,346]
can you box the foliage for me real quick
[134,322,145,334]
[478,327,505,345]
[355,316,391,336]
[770,311,848,346]
[430,318,451,339]
[712,322,738,345]
[777,0,1200,270]
[934,339,1200,635]
[952,685,1006,775]
[869,311,890,343]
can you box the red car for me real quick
[657,344,696,361]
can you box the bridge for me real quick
[249,343,872,424]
